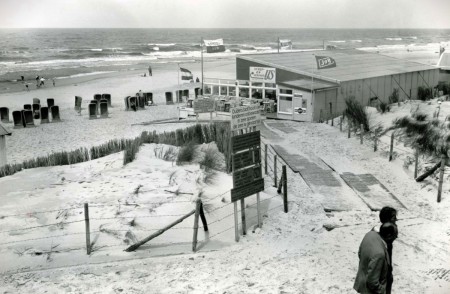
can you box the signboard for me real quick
[250,67,276,83]
[233,165,262,187]
[204,39,226,53]
[231,131,264,202]
[232,131,260,153]
[231,104,262,132]
[231,178,265,202]
[233,148,260,169]
[194,98,215,113]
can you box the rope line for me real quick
[0,231,98,246]
[0,207,82,218]
[0,220,85,233]
[90,214,189,220]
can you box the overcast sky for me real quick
[1,0,449,29]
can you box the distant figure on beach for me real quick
[40,77,45,87]
[196,77,200,83]
[25,84,29,91]
[143,73,146,77]
[21,76,24,82]
[36,76,40,87]
[52,78,55,87]
[148,66,152,76]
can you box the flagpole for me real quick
[278,37,280,53]
[311,54,315,120]
[201,37,204,91]
[177,63,180,87]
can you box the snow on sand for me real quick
[0,59,449,293]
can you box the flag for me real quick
[279,39,292,50]
[203,38,226,53]
[180,67,193,80]
[315,55,337,69]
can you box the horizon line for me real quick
[1,27,450,30]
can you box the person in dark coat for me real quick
[354,222,398,294]
[373,207,397,294]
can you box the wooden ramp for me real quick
[272,145,369,212]
[340,172,406,211]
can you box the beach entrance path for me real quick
[262,121,406,212]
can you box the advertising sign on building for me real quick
[204,39,226,53]
[193,98,215,113]
[230,104,262,132]
[249,67,276,83]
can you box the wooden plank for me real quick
[231,178,265,202]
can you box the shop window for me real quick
[204,85,212,95]
[239,88,249,98]
[213,86,219,95]
[228,87,236,96]
[279,96,292,113]
[252,89,262,99]
[265,90,276,100]
[220,86,227,95]
[279,89,293,95]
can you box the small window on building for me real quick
[220,86,227,95]
[239,88,249,98]
[279,89,293,95]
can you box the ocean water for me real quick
[1,28,449,83]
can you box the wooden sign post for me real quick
[230,105,264,241]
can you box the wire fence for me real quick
[0,140,292,264]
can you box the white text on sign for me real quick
[231,104,262,132]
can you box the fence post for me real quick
[437,155,446,203]
[348,121,351,138]
[192,198,201,252]
[84,203,91,255]
[240,199,246,235]
[331,115,334,126]
[257,192,262,228]
[360,124,364,145]
[414,150,419,179]
[199,200,208,232]
[340,116,343,131]
[374,129,378,152]
[282,165,288,213]
[389,133,394,161]
[264,144,268,175]
[274,154,278,187]
[234,202,239,242]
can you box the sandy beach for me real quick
[0,58,236,164]
[0,46,449,293]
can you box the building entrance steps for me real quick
[262,120,407,212]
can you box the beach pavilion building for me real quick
[204,49,439,122]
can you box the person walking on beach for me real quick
[354,222,398,294]
[36,75,40,88]
[372,207,398,294]
[21,76,24,82]
[25,84,29,91]
[148,65,152,76]
[40,77,45,87]
[52,78,55,87]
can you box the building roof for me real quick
[437,51,450,70]
[279,79,339,91]
[238,49,437,83]
[0,124,11,136]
